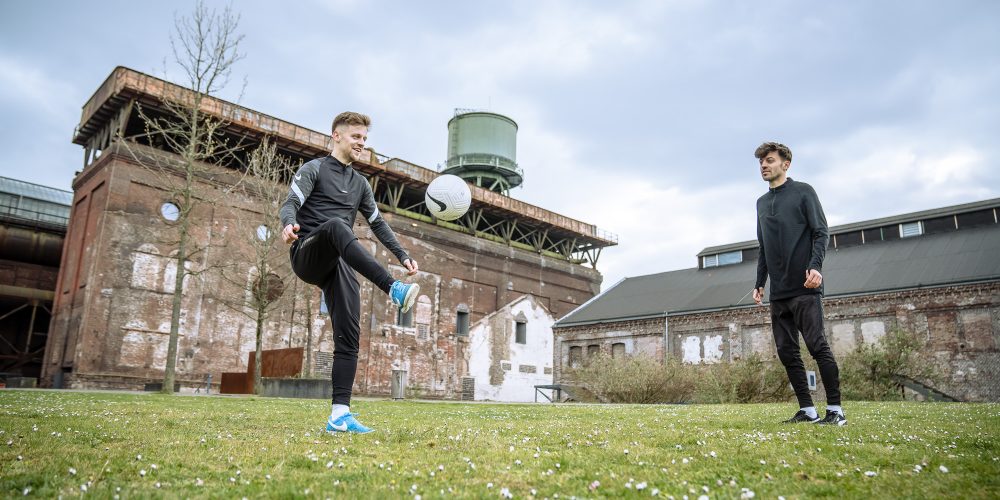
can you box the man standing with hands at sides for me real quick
[753,142,846,426]
[280,111,420,434]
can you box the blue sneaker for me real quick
[389,281,420,313]
[326,413,373,434]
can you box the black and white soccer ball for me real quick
[425,174,472,221]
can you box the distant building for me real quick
[0,177,71,382]
[464,294,554,402]
[41,67,617,396]
[554,198,1000,402]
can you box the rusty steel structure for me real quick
[0,177,71,381]
[42,67,617,394]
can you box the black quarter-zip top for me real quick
[279,156,409,264]
[754,178,829,300]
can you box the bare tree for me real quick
[127,1,245,393]
[217,139,295,394]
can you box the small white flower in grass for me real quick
[229,477,236,483]
[531,489,537,496]
[682,458,689,464]
[759,460,766,465]
[709,451,717,458]
[515,460,522,466]
[196,478,204,486]
[139,469,147,477]
[339,462,344,468]
[155,482,161,488]
[23,486,32,495]
[556,463,561,469]
[533,453,539,458]
[326,461,334,469]
[500,487,513,498]
[69,467,77,475]
[439,465,445,471]
[80,484,88,492]
[676,444,682,449]
[939,465,949,473]
[136,454,142,461]
[17,455,22,461]
[590,480,601,491]
[698,496,708,500]
[150,464,158,470]
[509,445,515,452]
[637,482,648,490]
[702,486,709,493]
[864,471,877,477]
[487,482,494,489]
[624,449,629,455]
[415,496,421,500]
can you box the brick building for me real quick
[40,67,616,397]
[553,199,1000,402]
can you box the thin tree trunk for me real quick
[162,216,189,394]
[254,305,264,395]
[304,284,313,377]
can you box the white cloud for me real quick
[0,53,78,119]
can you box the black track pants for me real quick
[289,218,395,405]
[770,293,841,407]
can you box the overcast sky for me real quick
[2,0,998,289]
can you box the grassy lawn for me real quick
[1,390,998,498]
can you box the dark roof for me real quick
[556,224,1000,326]
[697,197,1000,257]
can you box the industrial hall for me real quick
[0,66,618,401]
[553,198,1000,402]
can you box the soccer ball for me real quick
[425,174,472,221]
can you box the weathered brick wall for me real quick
[44,150,602,398]
[554,282,1000,401]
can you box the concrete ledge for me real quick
[259,378,330,399]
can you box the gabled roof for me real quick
[697,197,1000,257]
[556,224,1000,327]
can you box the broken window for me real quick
[587,344,600,358]
[397,307,413,328]
[611,342,626,358]
[569,346,583,368]
[456,306,470,336]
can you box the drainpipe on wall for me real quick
[663,313,670,366]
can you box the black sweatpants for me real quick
[290,218,395,406]
[770,293,841,407]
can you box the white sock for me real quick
[826,405,843,416]
[801,406,818,419]
[330,404,350,420]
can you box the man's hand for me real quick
[403,258,419,276]
[282,223,299,244]
[752,287,765,305]
[804,269,823,289]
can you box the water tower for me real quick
[442,109,523,195]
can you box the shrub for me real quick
[568,353,697,404]
[840,328,943,401]
[694,353,794,404]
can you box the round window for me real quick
[160,202,180,221]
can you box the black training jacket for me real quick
[755,178,829,300]
[279,156,409,264]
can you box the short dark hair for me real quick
[754,142,792,163]
[331,112,371,134]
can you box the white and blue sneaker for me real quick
[326,413,373,434]
[389,281,420,313]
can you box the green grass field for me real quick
[1,391,998,498]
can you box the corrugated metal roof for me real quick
[697,197,1000,256]
[0,176,72,205]
[557,225,1000,326]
